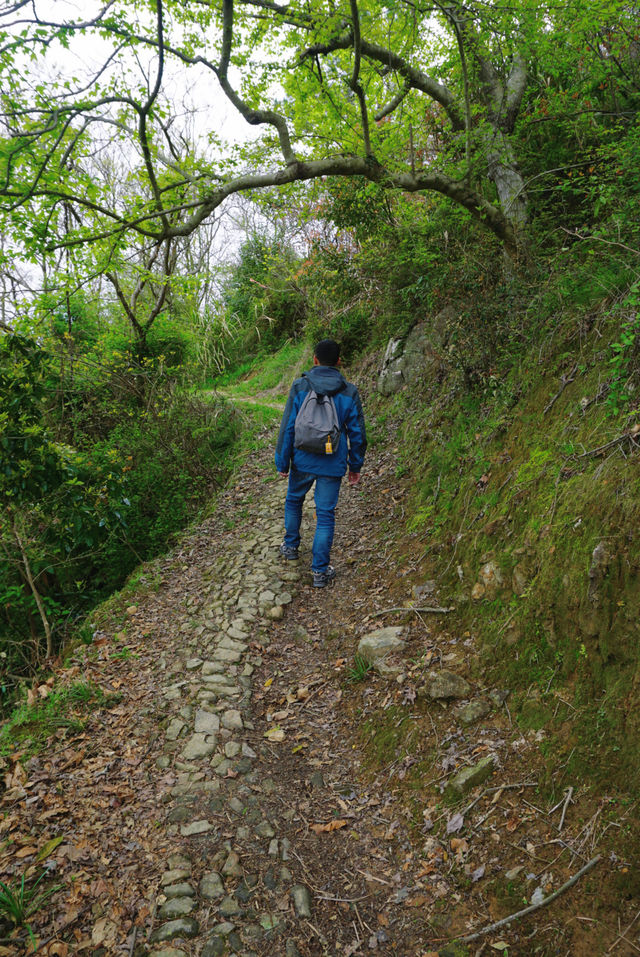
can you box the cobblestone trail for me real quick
[149,480,309,956]
[124,461,415,957]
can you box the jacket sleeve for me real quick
[344,388,367,472]
[274,385,298,472]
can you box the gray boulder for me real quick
[420,669,471,700]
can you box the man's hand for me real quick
[348,471,361,486]
[278,471,289,478]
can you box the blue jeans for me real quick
[284,469,342,572]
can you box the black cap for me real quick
[314,339,340,366]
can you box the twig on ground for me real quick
[544,363,578,415]
[558,786,574,831]
[608,909,640,953]
[459,855,601,944]
[128,926,138,957]
[316,892,371,903]
[355,868,392,885]
[370,606,454,618]
[577,431,639,460]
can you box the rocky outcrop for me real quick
[377,309,453,395]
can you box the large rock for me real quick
[421,669,471,700]
[357,627,405,665]
[149,918,200,943]
[446,755,496,796]
[454,699,490,726]
[477,561,504,600]
[377,318,448,396]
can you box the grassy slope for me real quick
[369,263,640,796]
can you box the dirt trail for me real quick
[2,438,636,956]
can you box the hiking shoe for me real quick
[279,543,299,560]
[312,565,336,588]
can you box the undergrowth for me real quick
[0,682,120,756]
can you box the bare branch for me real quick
[375,81,411,121]
[348,0,373,157]
[218,0,297,165]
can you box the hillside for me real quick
[1,342,639,954]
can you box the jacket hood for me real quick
[303,366,347,396]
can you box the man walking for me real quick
[275,339,367,587]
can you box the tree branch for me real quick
[348,0,373,158]
[218,0,297,165]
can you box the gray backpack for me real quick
[294,387,342,455]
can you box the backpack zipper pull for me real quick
[325,437,333,454]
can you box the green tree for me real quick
[2,0,635,268]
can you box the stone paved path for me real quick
[147,477,307,957]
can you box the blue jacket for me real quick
[275,365,367,477]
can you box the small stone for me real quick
[149,918,200,943]
[281,837,291,861]
[150,949,187,957]
[291,884,312,918]
[161,869,190,886]
[221,709,244,731]
[255,821,275,839]
[268,605,284,620]
[194,710,220,734]
[489,688,510,707]
[165,718,186,741]
[219,895,241,917]
[222,851,243,877]
[213,647,243,663]
[471,582,486,601]
[454,699,491,726]
[163,883,195,899]
[228,796,245,814]
[310,771,324,789]
[185,658,203,670]
[199,872,225,899]
[202,661,226,675]
[201,939,225,957]
[180,820,213,836]
[412,580,436,600]
[447,755,496,796]
[224,741,241,758]
[242,743,257,758]
[167,854,191,870]
[357,627,405,664]
[268,839,279,857]
[158,897,196,920]
[181,734,217,761]
[422,669,472,700]
[235,879,256,903]
[167,806,191,824]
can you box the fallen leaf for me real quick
[91,917,117,947]
[446,812,464,834]
[264,727,285,742]
[36,836,64,861]
[271,710,290,721]
[16,845,38,859]
[450,838,468,857]
[310,819,348,834]
[471,864,486,882]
